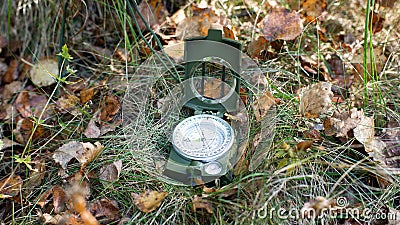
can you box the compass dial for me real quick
[172,114,234,162]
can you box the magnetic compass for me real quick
[172,114,234,162]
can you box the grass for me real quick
[1,0,400,224]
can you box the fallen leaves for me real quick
[0,175,22,200]
[52,141,104,170]
[132,190,168,213]
[301,196,332,218]
[84,118,101,138]
[262,8,303,41]
[253,91,276,122]
[29,58,58,87]
[89,198,120,221]
[174,3,234,40]
[299,82,333,118]
[99,160,122,183]
[192,195,213,215]
[99,95,120,123]
[301,0,327,23]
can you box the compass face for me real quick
[172,114,234,162]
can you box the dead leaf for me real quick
[0,175,22,199]
[0,137,21,150]
[301,196,332,218]
[253,91,275,122]
[192,195,213,214]
[89,198,120,221]
[57,94,81,116]
[67,181,100,225]
[84,118,100,138]
[163,40,184,62]
[378,0,397,7]
[136,0,168,31]
[99,160,122,183]
[13,118,46,144]
[304,129,323,141]
[175,3,232,40]
[25,158,46,190]
[323,108,364,137]
[99,96,120,123]
[15,91,31,118]
[30,58,58,87]
[52,185,66,213]
[201,78,230,100]
[80,87,96,104]
[301,0,327,23]
[247,36,269,59]
[100,116,122,136]
[37,188,53,208]
[262,8,303,41]
[369,12,385,34]
[39,213,63,224]
[53,141,84,169]
[3,59,18,83]
[299,82,333,118]
[77,142,104,169]
[381,120,400,169]
[14,90,51,119]
[297,140,314,151]
[132,190,168,213]
[2,81,23,102]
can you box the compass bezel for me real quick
[172,114,234,162]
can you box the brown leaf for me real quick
[175,3,232,40]
[247,36,269,59]
[80,87,96,104]
[136,0,168,31]
[37,188,53,208]
[99,160,122,183]
[201,78,230,100]
[324,108,364,137]
[13,118,46,144]
[304,129,323,141]
[192,195,213,214]
[15,91,31,118]
[52,185,66,213]
[78,142,104,169]
[378,0,397,7]
[14,90,51,119]
[67,182,100,225]
[100,116,122,136]
[301,196,332,218]
[30,58,58,87]
[3,59,18,84]
[25,158,46,190]
[99,96,120,123]
[53,141,84,169]
[2,81,23,102]
[84,118,100,138]
[299,82,333,118]
[301,0,327,23]
[262,8,303,41]
[39,213,63,225]
[296,140,314,151]
[89,198,120,221]
[369,12,385,34]
[253,91,275,122]
[57,94,81,116]
[132,190,168,213]
[0,175,22,199]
